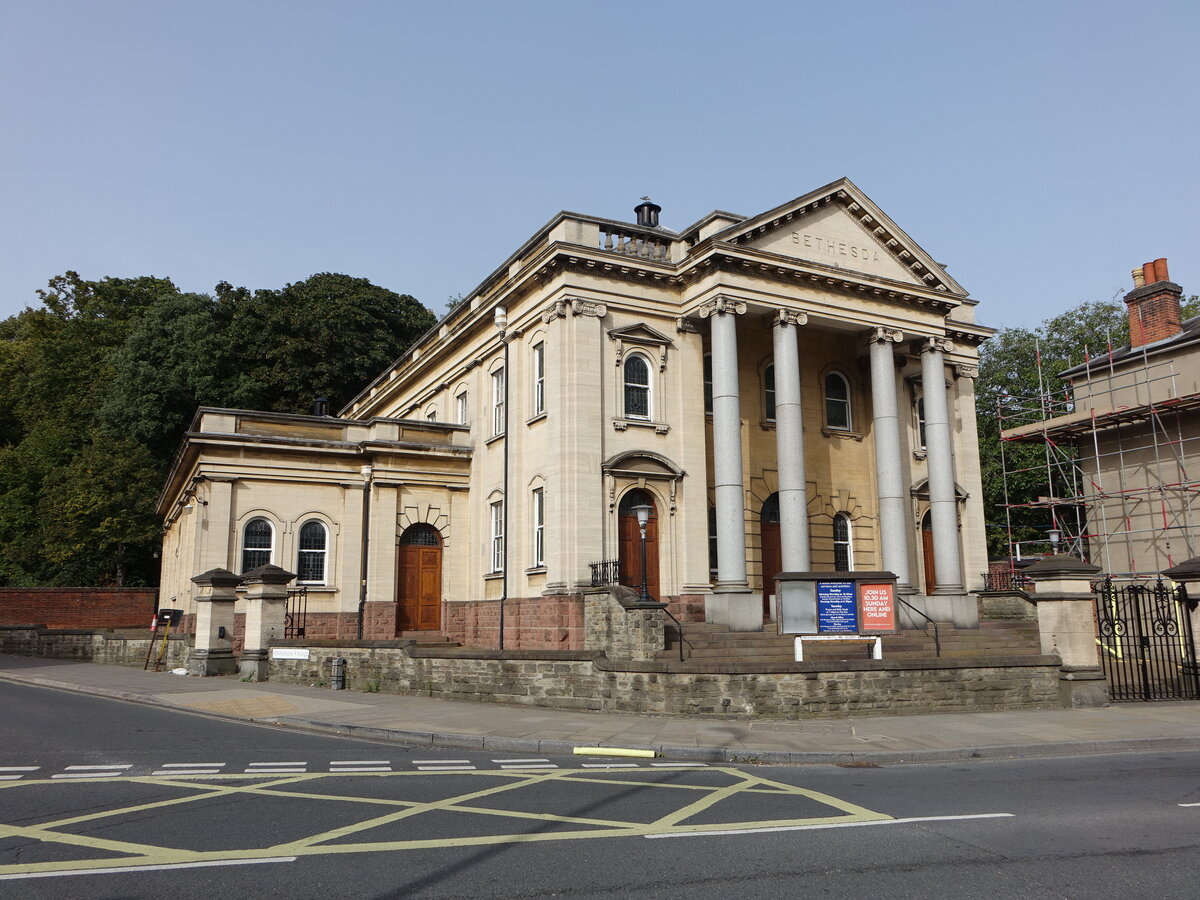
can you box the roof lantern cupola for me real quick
[634,196,661,228]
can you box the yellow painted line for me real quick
[644,812,1015,839]
[0,857,297,881]
[573,747,656,758]
[0,766,903,878]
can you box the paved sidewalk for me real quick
[2,653,1198,764]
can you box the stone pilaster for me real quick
[187,568,241,676]
[1024,555,1108,708]
[239,564,296,682]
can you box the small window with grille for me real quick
[297,521,327,584]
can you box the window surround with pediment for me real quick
[608,323,674,434]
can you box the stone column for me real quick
[772,310,810,572]
[920,338,964,594]
[1023,555,1108,708]
[699,297,758,631]
[187,568,241,676]
[239,564,296,682]
[869,327,911,592]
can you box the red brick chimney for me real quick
[1125,257,1182,348]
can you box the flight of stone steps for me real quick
[659,619,1042,666]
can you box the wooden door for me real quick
[921,513,936,595]
[398,524,442,632]
[618,493,659,600]
[761,522,781,617]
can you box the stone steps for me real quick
[659,619,1043,664]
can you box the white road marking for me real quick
[492,758,550,763]
[582,763,639,768]
[0,857,298,881]
[243,768,307,774]
[151,770,224,776]
[0,767,39,772]
[329,766,392,772]
[247,762,306,767]
[416,765,476,771]
[412,760,471,765]
[330,760,390,765]
[0,775,26,781]
[159,763,225,769]
[63,768,132,777]
[1178,802,1200,807]
[500,764,557,769]
[645,812,1016,839]
[52,773,125,779]
[651,762,709,767]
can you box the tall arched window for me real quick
[241,518,273,572]
[833,513,853,571]
[915,396,927,449]
[623,354,651,419]
[297,520,328,584]
[764,363,776,421]
[825,372,851,430]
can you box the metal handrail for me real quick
[661,606,686,663]
[895,595,940,657]
[590,559,620,587]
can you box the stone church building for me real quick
[157,179,992,648]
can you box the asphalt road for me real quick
[2,680,1200,899]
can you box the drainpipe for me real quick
[357,464,373,639]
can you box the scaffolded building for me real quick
[999,259,1200,581]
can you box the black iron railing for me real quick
[590,559,620,587]
[285,587,308,638]
[896,595,940,657]
[981,570,1031,592]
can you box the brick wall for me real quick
[443,594,586,649]
[0,588,158,629]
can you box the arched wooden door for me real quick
[760,493,781,618]
[618,490,659,600]
[921,512,936,595]
[397,524,443,632]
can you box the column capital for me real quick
[772,309,808,328]
[697,297,747,318]
[954,364,979,380]
[921,337,954,355]
[868,327,904,345]
[572,299,607,318]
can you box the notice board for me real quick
[859,582,897,632]
[816,581,858,633]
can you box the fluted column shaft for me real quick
[869,328,911,589]
[772,311,810,571]
[921,338,964,593]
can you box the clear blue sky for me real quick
[2,1,1196,331]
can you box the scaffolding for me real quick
[997,341,1200,582]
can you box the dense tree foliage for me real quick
[977,297,1200,559]
[0,272,434,587]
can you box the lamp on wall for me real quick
[632,504,654,605]
[1048,526,1061,554]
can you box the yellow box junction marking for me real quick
[0,767,892,878]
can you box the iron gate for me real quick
[1095,578,1200,701]
[285,587,307,639]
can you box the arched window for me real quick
[623,354,651,419]
[825,372,852,430]
[618,488,657,517]
[241,518,273,572]
[915,396,927,449]
[297,521,327,584]
[764,363,776,421]
[703,353,713,415]
[400,523,442,546]
[833,513,853,571]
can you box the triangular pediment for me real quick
[717,179,965,295]
[607,323,674,347]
